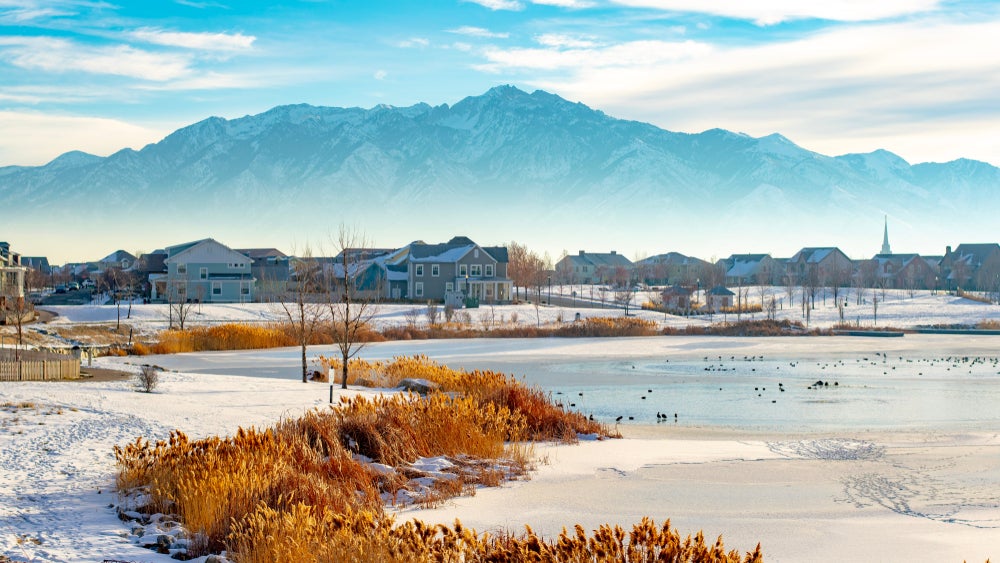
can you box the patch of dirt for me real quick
[77,367,132,383]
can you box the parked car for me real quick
[81,279,95,289]
[54,284,67,294]
[28,292,45,305]
[68,282,80,291]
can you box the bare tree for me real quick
[275,248,325,383]
[507,241,532,302]
[167,274,199,331]
[328,225,380,396]
[613,285,635,316]
[425,302,440,326]
[1,290,32,361]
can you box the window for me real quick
[177,263,187,274]
[212,282,221,295]
[445,282,454,292]
[415,282,424,298]
[471,264,482,277]
[241,283,250,295]
[415,264,424,276]
[431,264,439,277]
[229,262,245,269]
[459,264,468,277]
[200,267,208,280]
[485,264,494,277]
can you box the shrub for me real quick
[134,364,159,393]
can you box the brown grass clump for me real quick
[318,355,609,440]
[228,508,763,563]
[977,320,1000,329]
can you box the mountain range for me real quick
[3,85,998,262]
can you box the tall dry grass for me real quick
[116,357,761,562]
[318,355,609,441]
[229,507,764,563]
[137,316,660,356]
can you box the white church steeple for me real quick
[880,215,891,255]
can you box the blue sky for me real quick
[2,0,999,169]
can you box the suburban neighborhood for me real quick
[4,220,1000,325]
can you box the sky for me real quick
[2,0,999,169]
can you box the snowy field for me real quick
[2,300,1000,561]
[35,287,1000,338]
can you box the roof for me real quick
[562,251,633,269]
[236,248,288,260]
[950,243,1000,266]
[724,254,773,278]
[661,284,693,296]
[707,286,735,296]
[99,250,137,266]
[790,247,846,264]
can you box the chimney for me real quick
[946,246,952,255]
[610,250,617,255]
[579,250,585,256]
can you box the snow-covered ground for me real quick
[35,288,1000,338]
[3,304,1000,562]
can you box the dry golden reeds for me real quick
[114,356,758,562]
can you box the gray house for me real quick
[150,238,255,303]
[407,237,512,303]
[555,250,633,285]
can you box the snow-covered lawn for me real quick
[36,288,1000,337]
[3,305,1000,562]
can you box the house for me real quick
[407,236,512,303]
[98,250,137,271]
[20,257,51,276]
[0,242,26,300]
[870,254,938,290]
[149,238,255,303]
[555,250,633,285]
[660,284,693,310]
[636,252,709,285]
[237,248,291,300]
[705,286,735,311]
[786,247,854,286]
[719,254,777,286]
[322,248,396,300]
[939,244,1000,291]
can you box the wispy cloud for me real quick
[610,0,943,25]
[531,0,597,8]
[0,36,192,81]
[478,39,710,71]
[374,69,387,80]
[397,37,430,48]
[490,18,1000,162]
[463,0,523,11]
[128,28,256,52]
[447,25,510,38]
[535,33,598,48]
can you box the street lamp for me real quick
[547,275,551,305]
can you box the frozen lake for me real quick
[130,334,1000,433]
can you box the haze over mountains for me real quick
[4,85,998,263]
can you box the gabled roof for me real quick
[236,248,288,260]
[164,238,250,264]
[661,284,693,296]
[724,254,773,278]
[950,243,1000,266]
[99,250,137,265]
[409,236,498,264]
[564,251,633,269]
[790,247,847,264]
